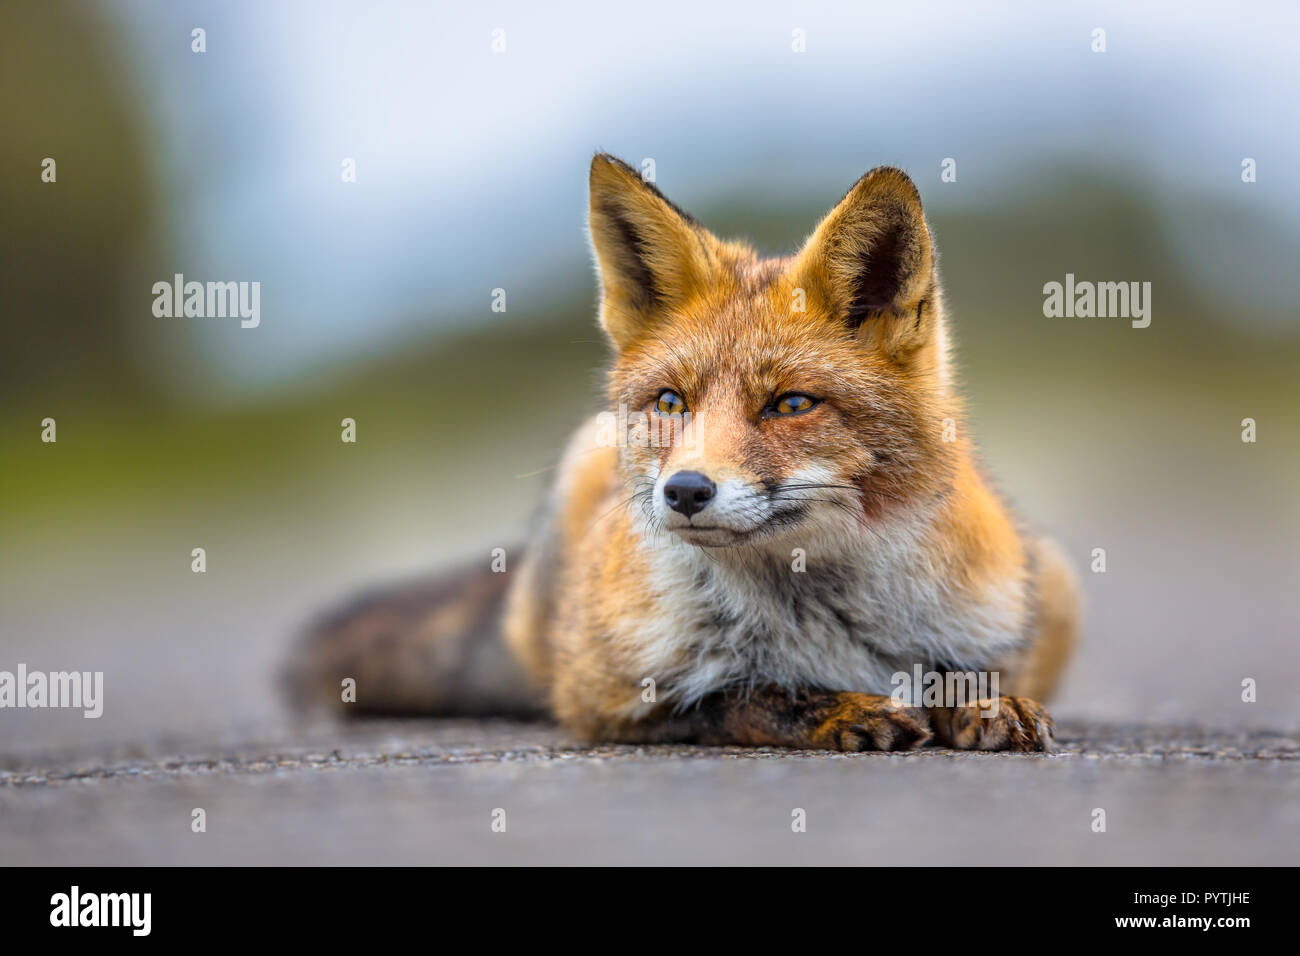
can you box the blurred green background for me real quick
[2,0,1297,754]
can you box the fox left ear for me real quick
[792,167,936,358]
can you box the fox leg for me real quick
[918,535,1075,753]
[579,687,934,752]
[914,536,1075,753]
[565,681,1057,752]
[702,688,935,751]
[684,689,1055,753]
[927,697,1056,752]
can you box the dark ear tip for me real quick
[591,152,637,180]
[858,165,924,208]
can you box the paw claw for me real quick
[941,697,1056,753]
[817,695,933,752]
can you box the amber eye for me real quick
[772,393,818,416]
[655,390,687,415]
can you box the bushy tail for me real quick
[282,563,545,718]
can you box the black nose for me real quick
[663,470,716,518]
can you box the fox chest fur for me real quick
[625,520,1030,706]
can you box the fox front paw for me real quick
[935,696,1056,752]
[811,693,933,752]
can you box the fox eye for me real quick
[771,393,819,416]
[655,390,687,415]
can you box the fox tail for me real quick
[282,563,544,718]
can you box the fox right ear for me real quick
[588,154,714,349]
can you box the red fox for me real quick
[287,156,1079,751]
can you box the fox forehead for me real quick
[608,281,897,413]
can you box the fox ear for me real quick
[589,154,714,349]
[793,167,936,358]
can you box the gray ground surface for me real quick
[2,719,1296,865]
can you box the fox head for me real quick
[588,154,961,552]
